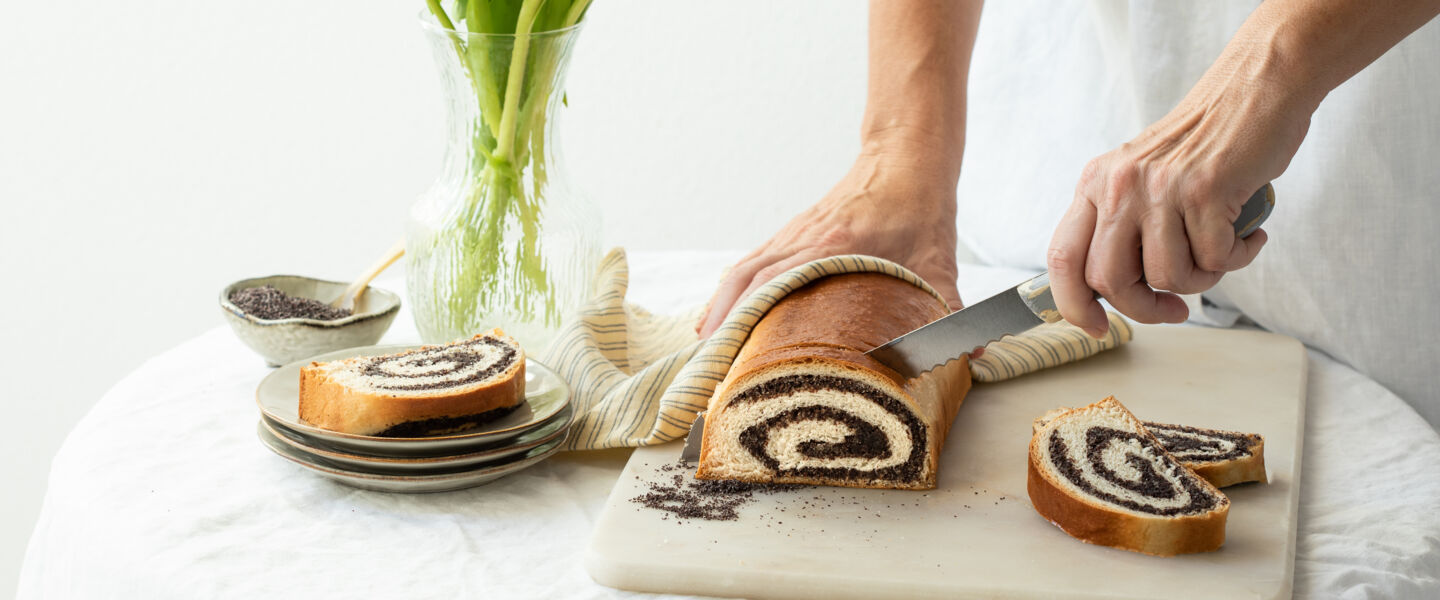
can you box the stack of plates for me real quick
[255,345,574,493]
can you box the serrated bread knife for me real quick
[864,183,1275,380]
[681,184,1274,461]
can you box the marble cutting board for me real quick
[586,325,1307,599]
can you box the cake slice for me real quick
[1028,397,1229,556]
[1143,422,1266,488]
[695,273,971,490]
[299,329,525,437]
[1034,408,1266,488]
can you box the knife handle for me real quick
[1234,182,1276,239]
[1017,183,1275,323]
[1017,275,1067,324]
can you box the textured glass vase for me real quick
[407,21,600,353]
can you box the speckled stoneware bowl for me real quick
[220,275,401,367]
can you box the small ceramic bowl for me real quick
[220,275,401,367]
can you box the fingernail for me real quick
[1085,326,1109,339]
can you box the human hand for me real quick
[697,153,962,338]
[1047,47,1316,338]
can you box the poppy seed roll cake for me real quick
[1144,422,1266,488]
[695,273,971,490]
[1033,408,1267,488]
[299,329,525,436]
[1028,397,1229,556]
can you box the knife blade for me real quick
[865,272,1057,380]
[864,183,1275,379]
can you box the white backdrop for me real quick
[0,1,874,592]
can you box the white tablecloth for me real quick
[20,252,1440,599]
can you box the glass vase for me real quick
[407,20,600,353]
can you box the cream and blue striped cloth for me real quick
[540,249,1133,451]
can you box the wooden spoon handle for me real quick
[334,240,407,310]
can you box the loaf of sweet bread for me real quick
[695,273,971,490]
[299,329,525,436]
[1028,397,1230,556]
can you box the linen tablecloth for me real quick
[20,251,1440,599]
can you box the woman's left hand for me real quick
[696,151,962,339]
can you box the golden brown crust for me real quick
[1031,408,1072,435]
[695,272,971,490]
[908,356,972,476]
[1026,456,1228,556]
[297,331,525,436]
[1189,437,1268,488]
[728,273,949,383]
[1026,399,1229,556]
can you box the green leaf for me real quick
[481,0,523,34]
[533,0,571,32]
[561,0,591,27]
[453,0,469,25]
[425,0,457,30]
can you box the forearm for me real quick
[1220,0,1440,112]
[861,0,982,185]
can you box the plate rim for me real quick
[259,402,574,467]
[257,420,568,482]
[256,344,570,443]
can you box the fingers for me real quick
[1244,227,1268,259]
[907,252,962,311]
[695,246,769,333]
[1048,197,1109,338]
[1088,211,1189,326]
[1139,205,1222,296]
[931,280,963,313]
[731,248,829,316]
[1184,196,1269,272]
[697,248,831,339]
[697,252,781,338]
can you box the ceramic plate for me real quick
[260,402,573,471]
[256,345,569,455]
[257,421,568,493]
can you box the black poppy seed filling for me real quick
[1144,422,1255,462]
[741,406,892,461]
[729,374,926,483]
[374,403,521,437]
[1049,427,1220,517]
[361,336,516,392]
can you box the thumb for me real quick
[911,266,962,311]
[935,282,963,312]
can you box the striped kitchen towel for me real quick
[969,312,1132,381]
[540,249,1132,450]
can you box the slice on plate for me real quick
[299,329,525,437]
[1033,408,1266,488]
[1028,397,1229,556]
